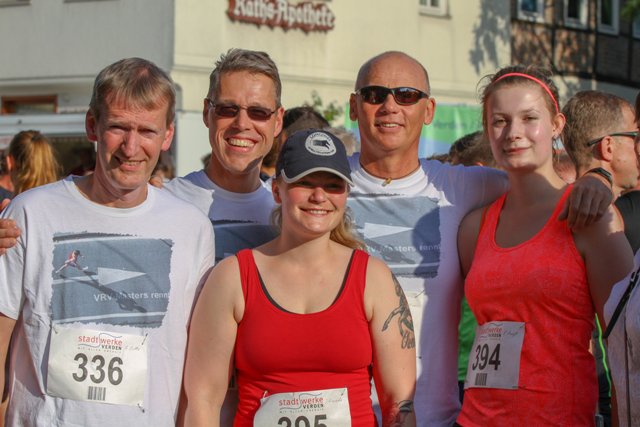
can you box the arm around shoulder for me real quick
[181,256,244,427]
[364,257,416,427]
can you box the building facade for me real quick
[0,0,635,175]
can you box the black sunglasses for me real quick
[355,85,429,106]
[205,98,276,121]
[586,131,639,147]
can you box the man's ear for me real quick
[273,106,285,138]
[597,136,615,162]
[202,98,211,128]
[423,97,436,126]
[349,93,358,121]
[162,122,175,152]
[85,110,98,142]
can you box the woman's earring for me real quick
[552,136,564,151]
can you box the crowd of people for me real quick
[0,47,637,427]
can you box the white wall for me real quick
[173,0,512,114]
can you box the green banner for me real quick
[344,103,482,157]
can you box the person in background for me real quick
[603,90,640,427]
[260,106,330,180]
[456,66,633,426]
[0,57,214,426]
[182,129,416,426]
[7,130,60,195]
[150,152,176,188]
[0,151,13,202]
[562,89,639,426]
[326,126,360,155]
[612,91,640,253]
[69,144,96,177]
[562,91,638,200]
[448,131,494,167]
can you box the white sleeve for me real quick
[0,199,27,320]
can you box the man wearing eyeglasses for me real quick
[563,90,638,200]
[563,91,640,252]
[346,51,616,426]
[562,90,639,427]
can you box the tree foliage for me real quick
[303,91,344,125]
[622,0,640,20]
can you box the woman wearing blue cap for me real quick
[182,129,416,427]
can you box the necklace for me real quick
[358,159,421,188]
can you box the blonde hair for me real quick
[9,130,60,195]
[270,179,365,251]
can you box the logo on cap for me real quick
[305,132,336,156]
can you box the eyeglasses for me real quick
[355,86,429,106]
[205,98,276,121]
[587,131,639,147]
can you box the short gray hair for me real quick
[89,57,176,125]
[207,48,282,107]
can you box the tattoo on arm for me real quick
[382,274,415,349]
[384,400,414,427]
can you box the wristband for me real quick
[585,167,613,188]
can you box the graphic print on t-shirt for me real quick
[51,232,173,328]
[212,220,277,262]
[348,193,440,277]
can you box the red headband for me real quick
[494,72,559,114]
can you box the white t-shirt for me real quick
[347,155,508,426]
[0,177,215,427]
[604,251,640,427]
[165,170,277,426]
[165,170,277,262]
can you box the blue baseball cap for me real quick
[276,129,353,185]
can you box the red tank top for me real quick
[458,186,597,426]
[233,249,376,427]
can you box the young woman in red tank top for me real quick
[181,129,417,427]
[455,67,633,426]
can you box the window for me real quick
[419,0,447,16]
[0,0,29,7]
[634,17,640,39]
[565,0,587,28]
[598,0,619,34]
[1,96,57,115]
[517,0,545,23]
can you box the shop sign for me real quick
[227,0,335,33]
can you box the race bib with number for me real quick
[464,321,525,390]
[253,388,351,427]
[47,327,148,406]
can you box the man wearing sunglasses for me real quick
[346,51,616,426]
[164,49,283,266]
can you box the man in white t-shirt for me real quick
[0,58,215,426]
[346,51,614,426]
[164,49,283,263]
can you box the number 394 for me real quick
[471,343,501,371]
